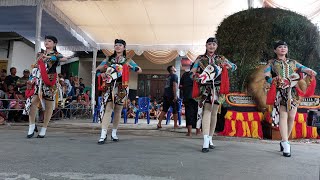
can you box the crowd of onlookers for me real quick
[125,97,185,120]
[0,67,89,123]
[0,67,183,124]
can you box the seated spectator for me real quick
[134,104,145,119]
[76,94,87,106]
[0,100,6,125]
[83,90,91,107]
[126,99,135,118]
[16,69,30,96]
[181,103,185,116]
[10,91,25,110]
[6,84,16,99]
[0,83,8,100]
[8,91,25,122]
[149,107,157,119]
[0,74,6,86]
[156,105,163,119]
[73,88,81,101]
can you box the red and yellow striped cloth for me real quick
[221,111,319,139]
[291,113,318,139]
[220,111,264,139]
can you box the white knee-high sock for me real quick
[28,124,35,135]
[281,141,291,153]
[39,127,47,136]
[100,129,107,139]
[112,129,118,138]
[203,135,209,148]
[208,136,213,145]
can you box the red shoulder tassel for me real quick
[266,82,276,105]
[25,88,35,98]
[122,64,130,87]
[304,76,316,97]
[219,66,229,94]
[38,59,57,87]
[296,86,305,97]
[192,80,200,98]
[97,75,104,91]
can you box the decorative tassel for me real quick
[304,76,316,97]
[235,120,244,137]
[221,119,232,136]
[122,64,130,87]
[97,75,104,91]
[219,66,229,94]
[192,80,200,98]
[25,88,35,98]
[218,104,222,114]
[266,82,276,105]
[296,86,305,97]
[38,59,57,87]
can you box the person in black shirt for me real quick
[180,65,198,136]
[79,78,85,93]
[4,67,19,91]
[157,65,179,129]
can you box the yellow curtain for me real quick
[186,51,199,62]
[142,50,179,65]
[263,0,320,19]
[102,49,201,64]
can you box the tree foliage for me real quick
[216,8,320,93]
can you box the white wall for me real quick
[0,41,9,60]
[78,60,93,88]
[10,41,34,77]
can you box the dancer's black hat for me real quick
[273,40,287,49]
[206,37,218,44]
[115,39,126,47]
[45,35,58,44]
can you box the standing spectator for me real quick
[73,76,80,90]
[180,66,199,136]
[156,65,179,129]
[69,75,74,87]
[0,84,8,109]
[0,74,6,87]
[79,78,85,93]
[4,67,19,91]
[16,69,30,96]
[1,69,7,77]
[63,74,72,95]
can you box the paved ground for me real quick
[0,122,319,180]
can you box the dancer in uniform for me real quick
[264,40,317,157]
[97,39,142,144]
[25,35,71,138]
[191,37,237,152]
